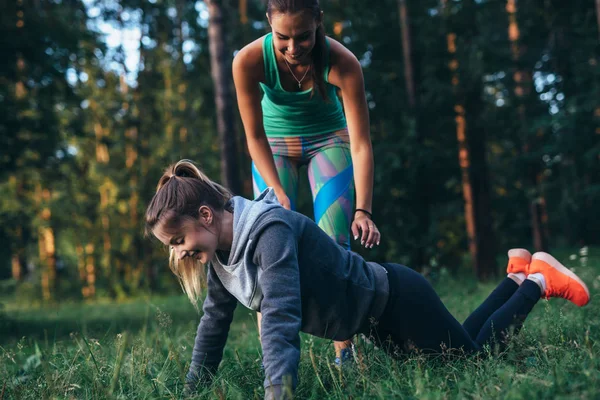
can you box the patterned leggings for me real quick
[253,129,355,248]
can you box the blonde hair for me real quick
[145,159,232,308]
[169,247,206,309]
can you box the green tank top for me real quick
[259,33,347,137]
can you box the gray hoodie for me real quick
[186,188,389,398]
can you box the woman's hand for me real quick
[274,188,292,210]
[351,211,380,248]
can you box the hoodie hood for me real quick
[228,187,282,265]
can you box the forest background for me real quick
[1,0,599,312]
[1,1,600,398]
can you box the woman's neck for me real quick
[217,210,234,251]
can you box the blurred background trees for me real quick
[1,0,598,304]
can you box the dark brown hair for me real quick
[145,159,232,235]
[267,0,329,101]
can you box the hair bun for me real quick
[173,159,199,179]
[174,168,191,178]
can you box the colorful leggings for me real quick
[252,129,355,248]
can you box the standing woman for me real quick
[233,0,379,363]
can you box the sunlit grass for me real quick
[1,248,599,399]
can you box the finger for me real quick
[360,221,369,246]
[374,230,381,246]
[351,221,360,241]
[366,220,381,248]
[368,222,381,247]
[368,230,380,248]
[365,222,376,247]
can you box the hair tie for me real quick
[355,208,372,219]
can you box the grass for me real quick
[1,248,599,399]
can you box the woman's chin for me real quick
[285,53,307,65]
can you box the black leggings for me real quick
[362,263,541,354]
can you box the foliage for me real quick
[0,0,598,299]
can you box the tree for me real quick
[506,0,549,252]
[596,0,600,41]
[396,0,432,269]
[206,0,242,193]
[443,0,497,279]
[0,0,96,294]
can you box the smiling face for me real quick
[153,208,219,265]
[268,10,320,65]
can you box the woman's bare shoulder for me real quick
[327,36,359,66]
[326,36,362,86]
[234,36,266,71]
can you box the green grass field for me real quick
[1,248,599,399]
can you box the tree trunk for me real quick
[207,0,241,193]
[239,0,248,25]
[444,0,497,279]
[12,53,30,280]
[99,181,113,279]
[507,0,549,252]
[75,243,85,290]
[397,0,430,268]
[596,0,600,41]
[39,224,56,301]
[38,188,56,301]
[83,243,96,298]
[398,0,416,110]
[11,254,24,280]
[176,0,189,146]
[11,176,29,280]
[11,226,28,280]
[465,103,498,278]
[94,120,110,164]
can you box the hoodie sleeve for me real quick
[253,222,302,397]
[185,264,238,392]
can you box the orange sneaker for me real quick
[506,248,531,275]
[529,252,590,307]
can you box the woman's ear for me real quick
[266,12,271,26]
[198,206,213,225]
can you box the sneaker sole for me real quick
[508,248,532,260]
[532,252,590,303]
[507,248,532,274]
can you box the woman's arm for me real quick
[253,222,303,399]
[186,265,238,392]
[232,43,291,209]
[329,41,381,248]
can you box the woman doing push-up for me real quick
[145,160,590,400]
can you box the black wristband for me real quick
[355,208,372,218]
